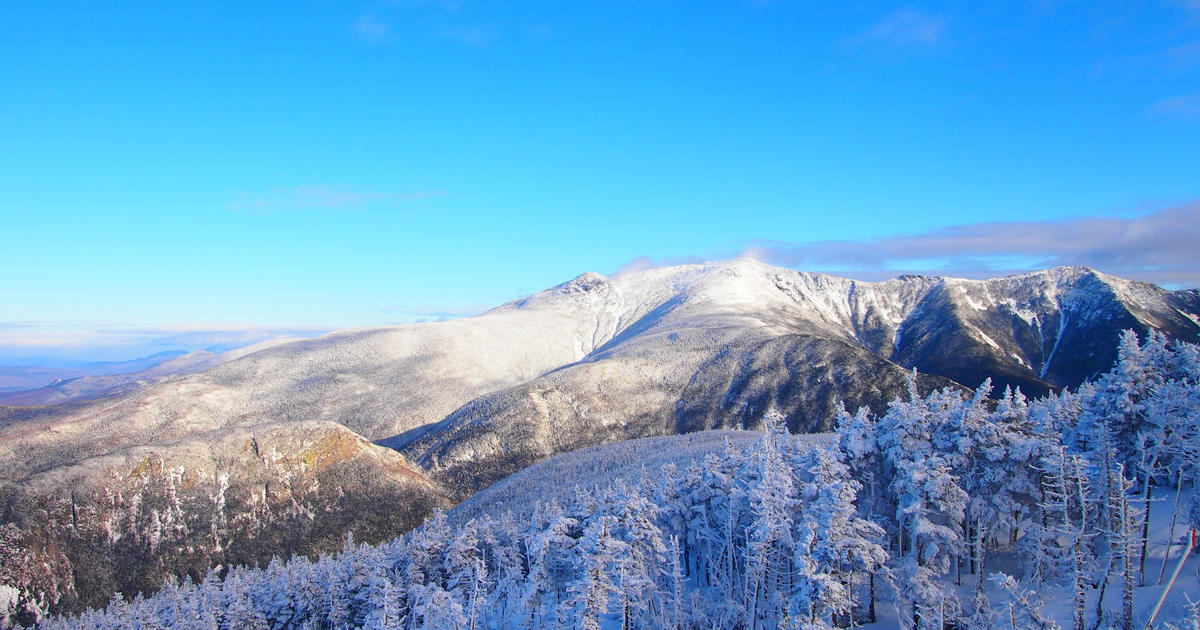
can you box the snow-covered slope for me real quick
[448,430,768,524]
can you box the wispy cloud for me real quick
[1176,0,1200,15]
[742,202,1200,288]
[132,323,329,351]
[226,186,444,213]
[431,23,499,46]
[1167,39,1200,68]
[615,255,706,275]
[351,14,393,43]
[1149,92,1200,119]
[843,8,947,53]
[0,322,330,362]
[376,303,490,323]
[352,2,508,47]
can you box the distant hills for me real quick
[2,259,1198,617]
[0,351,186,395]
[0,338,308,407]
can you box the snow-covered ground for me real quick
[450,430,832,524]
[857,482,1200,629]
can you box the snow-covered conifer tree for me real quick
[875,377,967,629]
[1039,445,1091,630]
[667,534,685,630]
[744,411,797,630]
[565,515,628,630]
[483,516,524,628]
[791,446,887,628]
[519,501,579,627]
[1106,461,1140,630]
[612,480,667,628]
[408,583,466,630]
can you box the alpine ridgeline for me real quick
[1,259,1197,620]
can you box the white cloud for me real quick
[614,255,706,275]
[0,322,329,362]
[226,186,443,212]
[1149,92,1200,119]
[431,24,499,46]
[351,14,392,43]
[743,201,1200,288]
[375,303,490,322]
[1167,40,1200,68]
[844,8,947,52]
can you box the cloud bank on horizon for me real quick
[743,202,1200,287]
[0,322,330,365]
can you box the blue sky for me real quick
[3,1,1199,361]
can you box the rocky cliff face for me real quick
[0,422,447,622]
[2,260,1197,621]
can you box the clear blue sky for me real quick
[3,1,1199,360]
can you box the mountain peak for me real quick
[562,271,609,293]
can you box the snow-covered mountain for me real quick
[2,260,1197,617]
[388,261,1200,498]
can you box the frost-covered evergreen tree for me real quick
[408,583,466,630]
[612,481,667,628]
[442,523,483,626]
[484,516,524,629]
[565,515,626,630]
[790,447,887,628]
[666,535,686,630]
[836,404,886,530]
[1039,445,1091,630]
[744,411,797,630]
[520,500,578,627]
[223,577,268,630]
[1106,461,1140,630]
[876,378,967,629]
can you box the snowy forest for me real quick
[30,330,1200,630]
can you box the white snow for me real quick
[1178,308,1200,331]
[1040,312,1068,379]
[969,324,1003,351]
